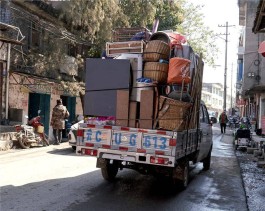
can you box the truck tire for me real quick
[101,162,118,182]
[181,161,189,189]
[172,161,189,190]
[203,148,212,171]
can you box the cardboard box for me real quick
[139,90,154,129]
[129,101,137,128]
[116,90,130,126]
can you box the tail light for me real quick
[150,156,169,165]
[82,148,97,156]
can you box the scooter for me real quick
[14,113,49,149]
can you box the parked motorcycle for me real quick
[14,115,49,149]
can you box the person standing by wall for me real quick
[50,99,69,145]
[219,110,228,134]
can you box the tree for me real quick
[176,1,219,65]
[60,0,129,57]
[60,0,218,63]
[118,0,157,28]
[153,0,183,31]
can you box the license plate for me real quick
[83,128,109,144]
[142,134,170,150]
[112,130,138,147]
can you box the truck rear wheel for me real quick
[172,161,189,190]
[101,161,118,182]
[181,161,189,189]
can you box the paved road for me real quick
[0,126,248,211]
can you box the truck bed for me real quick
[76,123,201,167]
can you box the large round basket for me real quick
[143,40,170,62]
[144,62,169,83]
[158,96,191,131]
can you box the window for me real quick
[32,29,40,47]
[200,105,204,123]
[28,22,41,50]
[202,105,210,124]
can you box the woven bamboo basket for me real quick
[144,62,169,83]
[158,96,191,131]
[143,40,170,62]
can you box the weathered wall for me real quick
[242,0,265,91]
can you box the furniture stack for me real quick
[85,30,203,131]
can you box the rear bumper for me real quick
[77,147,176,167]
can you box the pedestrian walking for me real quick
[219,110,228,134]
[50,99,69,145]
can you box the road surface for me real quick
[0,126,248,211]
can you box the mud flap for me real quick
[172,165,184,181]
[96,158,108,168]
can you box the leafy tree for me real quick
[60,0,129,57]
[118,0,157,27]
[153,0,184,31]
[60,0,218,63]
[176,1,219,65]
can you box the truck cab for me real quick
[196,102,213,168]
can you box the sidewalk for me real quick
[221,128,265,211]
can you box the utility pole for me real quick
[231,63,233,114]
[218,22,235,111]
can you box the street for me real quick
[1,126,248,211]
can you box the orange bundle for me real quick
[167,57,191,84]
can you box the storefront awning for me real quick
[248,85,265,94]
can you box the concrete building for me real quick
[238,0,265,133]
[201,83,235,117]
[0,1,89,139]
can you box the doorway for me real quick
[60,95,76,138]
[28,93,51,135]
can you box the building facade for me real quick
[238,0,265,132]
[0,1,89,139]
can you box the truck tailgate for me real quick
[76,124,199,167]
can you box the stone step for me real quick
[257,161,265,168]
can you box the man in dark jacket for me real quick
[219,110,228,134]
[50,99,69,145]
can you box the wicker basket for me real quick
[144,62,169,83]
[143,40,170,62]
[158,96,191,131]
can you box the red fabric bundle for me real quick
[167,57,191,84]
